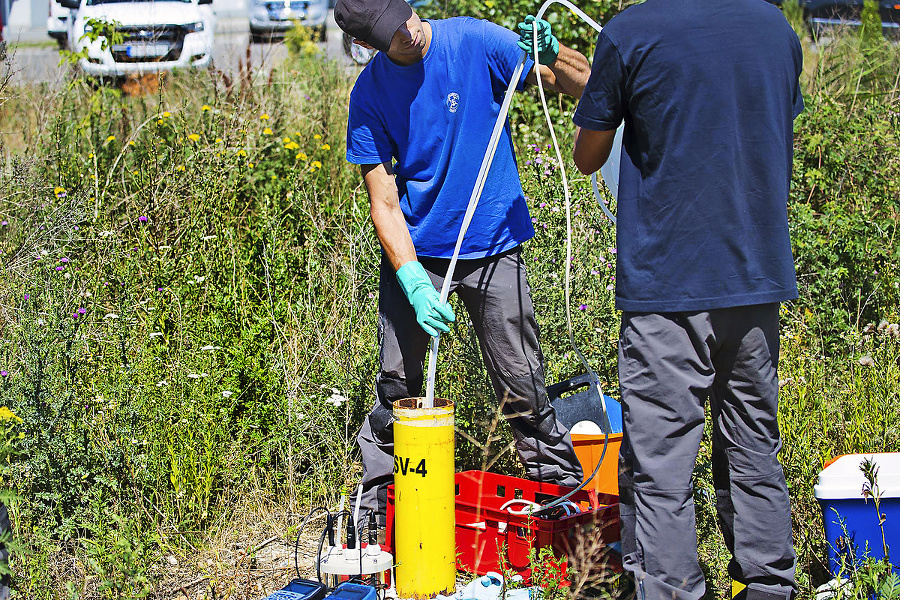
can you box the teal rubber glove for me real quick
[517,15,559,65]
[396,261,456,337]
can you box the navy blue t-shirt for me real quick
[347,17,535,259]
[573,0,804,313]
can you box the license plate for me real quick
[121,43,170,58]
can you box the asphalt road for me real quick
[2,11,356,85]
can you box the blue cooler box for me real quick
[814,453,899,576]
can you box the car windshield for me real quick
[86,0,193,5]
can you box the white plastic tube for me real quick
[424,0,616,408]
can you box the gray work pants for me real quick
[358,248,583,521]
[618,304,796,600]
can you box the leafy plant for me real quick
[59,18,125,66]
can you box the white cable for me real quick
[423,0,615,410]
[499,499,543,515]
[424,50,528,407]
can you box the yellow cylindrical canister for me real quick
[393,397,456,598]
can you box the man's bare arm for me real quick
[362,162,417,270]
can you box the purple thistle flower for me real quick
[0,371,7,377]
[1,221,7,226]
[539,202,547,208]
[139,216,148,223]
[77,308,86,315]
[157,287,163,292]
[60,257,69,263]
[24,294,29,300]
[55,266,64,271]
[578,304,587,311]
[525,160,532,166]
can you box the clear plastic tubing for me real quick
[423,0,606,408]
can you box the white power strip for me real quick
[318,546,394,578]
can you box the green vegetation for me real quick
[0,4,897,598]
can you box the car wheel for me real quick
[343,32,375,65]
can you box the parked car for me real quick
[47,1,71,47]
[800,0,900,39]
[248,0,328,43]
[57,0,215,78]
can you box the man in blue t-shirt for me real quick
[571,1,804,599]
[335,0,592,522]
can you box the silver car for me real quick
[249,0,328,43]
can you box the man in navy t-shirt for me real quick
[572,1,804,599]
[335,0,592,522]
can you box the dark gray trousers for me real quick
[358,248,583,520]
[617,304,796,600]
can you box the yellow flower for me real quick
[215,138,223,143]
[320,143,331,151]
[157,119,164,125]
[296,152,308,161]
[0,407,22,424]
[237,150,247,157]
[54,186,66,196]
[105,135,115,143]
[313,134,322,140]
[176,165,186,172]
[260,113,270,121]
[310,160,322,171]
[88,153,94,159]
[248,162,255,168]
[285,142,300,151]
[187,133,201,142]
[216,152,223,157]
[127,140,135,146]
[271,174,277,180]
[162,111,172,118]
[283,137,292,144]
[202,105,212,112]
[263,127,273,136]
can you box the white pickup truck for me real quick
[56,0,215,77]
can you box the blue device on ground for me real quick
[324,582,378,600]
[261,579,327,600]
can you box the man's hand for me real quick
[517,15,559,65]
[396,261,456,337]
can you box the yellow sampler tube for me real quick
[392,398,456,598]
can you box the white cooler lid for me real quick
[814,453,900,500]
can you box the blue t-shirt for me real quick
[573,0,804,313]
[346,17,535,259]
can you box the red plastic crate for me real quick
[386,470,620,584]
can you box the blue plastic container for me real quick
[260,579,327,600]
[323,582,378,600]
[814,453,899,576]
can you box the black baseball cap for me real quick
[334,0,413,53]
